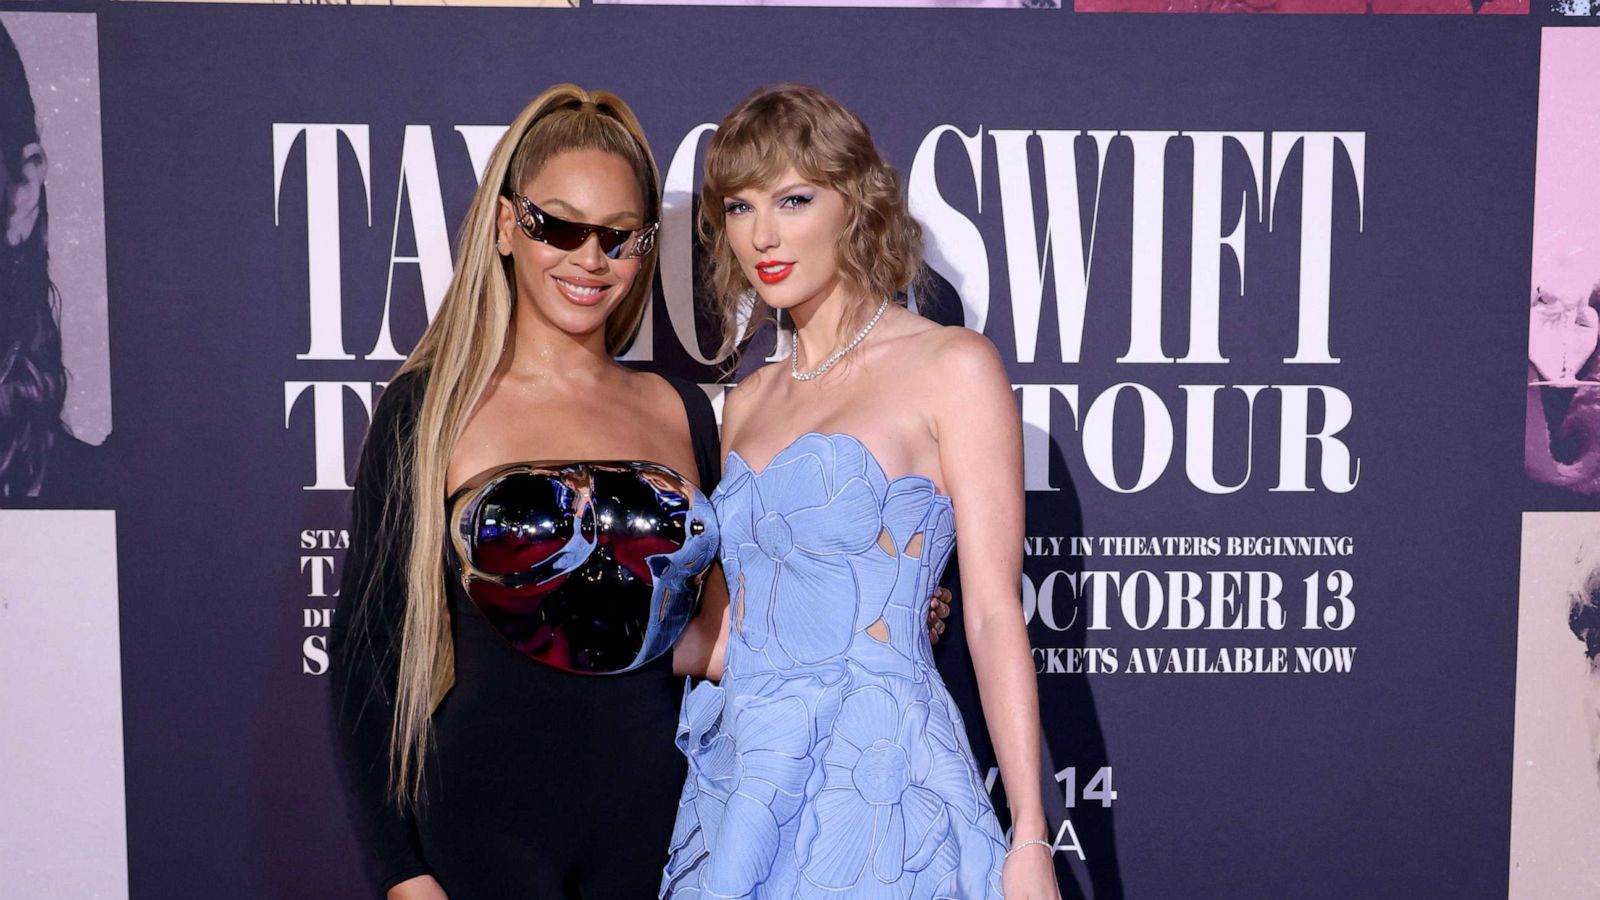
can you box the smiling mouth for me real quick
[554,276,610,305]
[756,262,794,285]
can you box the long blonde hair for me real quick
[384,84,660,807]
[699,84,924,368]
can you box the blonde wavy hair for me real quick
[382,84,660,807]
[700,84,924,367]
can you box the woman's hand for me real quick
[1001,841,1062,900]
[387,875,448,900]
[926,586,952,644]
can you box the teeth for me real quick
[557,278,604,297]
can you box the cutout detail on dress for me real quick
[735,574,746,636]
[876,526,897,557]
[905,531,925,558]
[866,618,890,643]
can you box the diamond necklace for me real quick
[790,297,891,382]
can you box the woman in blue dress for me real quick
[661,85,1061,899]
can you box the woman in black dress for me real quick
[330,85,730,900]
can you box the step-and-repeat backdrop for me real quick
[1,2,1597,898]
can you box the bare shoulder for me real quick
[882,303,942,336]
[918,327,1018,455]
[623,367,698,427]
[722,359,780,440]
[921,325,1008,388]
[627,366,680,402]
[907,326,1008,430]
[871,306,947,368]
[727,359,782,406]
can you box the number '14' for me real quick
[1055,766,1116,808]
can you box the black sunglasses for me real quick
[505,193,658,260]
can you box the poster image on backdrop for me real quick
[1510,512,1600,896]
[0,12,109,504]
[117,0,576,6]
[1526,28,1600,500]
[0,510,126,900]
[596,1,1057,6]
[1075,0,1522,12]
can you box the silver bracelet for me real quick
[1005,838,1053,859]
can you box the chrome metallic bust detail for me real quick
[447,460,718,674]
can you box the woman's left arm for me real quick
[933,329,1060,899]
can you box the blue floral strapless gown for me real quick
[661,433,1007,899]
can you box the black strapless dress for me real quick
[331,371,722,900]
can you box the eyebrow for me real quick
[534,197,642,227]
[721,182,814,206]
[767,182,814,197]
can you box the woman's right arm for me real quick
[673,565,731,680]
[328,374,440,898]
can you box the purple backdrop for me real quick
[8,3,1561,897]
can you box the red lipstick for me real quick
[755,260,794,285]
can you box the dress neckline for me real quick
[725,432,951,502]
[446,458,703,503]
[442,370,713,497]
